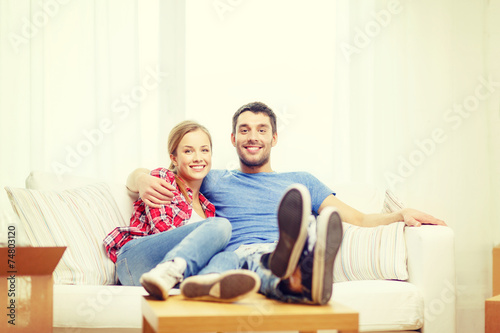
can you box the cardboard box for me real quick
[494,245,500,296]
[486,295,500,333]
[1,247,65,333]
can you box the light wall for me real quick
[488,1,500,249]
[184,0,337,187]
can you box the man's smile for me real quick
[244,145,262,153]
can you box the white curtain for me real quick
[1,0,499,331]
[0,0,185,211]
[333,1,500,332]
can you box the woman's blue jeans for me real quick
[115,217,239,286]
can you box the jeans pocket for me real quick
[116,258,134,286]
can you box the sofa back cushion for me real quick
[333,184,408,282]
[5,183,125,285]
[25,171,137,223]
[333,221,408,282]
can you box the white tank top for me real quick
[185,209,205,225]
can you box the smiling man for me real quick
[231,106,277,173]
[127,101,445,305]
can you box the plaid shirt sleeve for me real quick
[103,168,215,263]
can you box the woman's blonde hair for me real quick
[168,120,212,173]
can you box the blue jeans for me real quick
[235,243,309,303]
[116,217,239,286]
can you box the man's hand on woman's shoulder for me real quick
[127,168,175,208]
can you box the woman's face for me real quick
[171,129,212,185]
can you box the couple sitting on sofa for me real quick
[103,101,446,305]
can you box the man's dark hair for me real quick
[232,102,277,135]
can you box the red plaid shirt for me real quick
[103,168,215,263]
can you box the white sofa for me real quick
[5,171,456,333]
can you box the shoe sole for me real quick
[180,270,260,302]
[269,184,311,279]
[312,207,343,305]
[140,274,169,300]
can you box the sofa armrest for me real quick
[405,225,456,333]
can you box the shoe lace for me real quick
[306,215,317,252]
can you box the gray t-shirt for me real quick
[200,169,334,251]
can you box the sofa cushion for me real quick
[331,185,408,282]
[333,221,408,282]
[381,189,406,213]
[53,285,147,329]
[52,281,422,332]
[5,183,124,285]
[333,280,423,331]
[25,170,136,224]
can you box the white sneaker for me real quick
[140,257,187,300]
[180,270,260,302]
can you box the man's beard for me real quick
[239,154,270,168]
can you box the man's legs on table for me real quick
[252,205,343,305]
[179,184,343,304]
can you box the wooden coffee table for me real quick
[142,293,358,333]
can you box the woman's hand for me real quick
[401,208,447,227]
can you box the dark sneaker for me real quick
[268,184,311,279]
[180,270,260,302]
[299,207,343,305]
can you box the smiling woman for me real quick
[168,121,213,215]
[102,120,259,301]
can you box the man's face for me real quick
[231,111,277,173]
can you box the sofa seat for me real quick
[53,284,147,333]
[334,280,422,332]
[52,281,422,333]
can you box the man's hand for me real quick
[401,208,447,227]
[127,168,175,208]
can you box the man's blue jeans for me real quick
[116,217,239,286]
[236,243,310,303]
